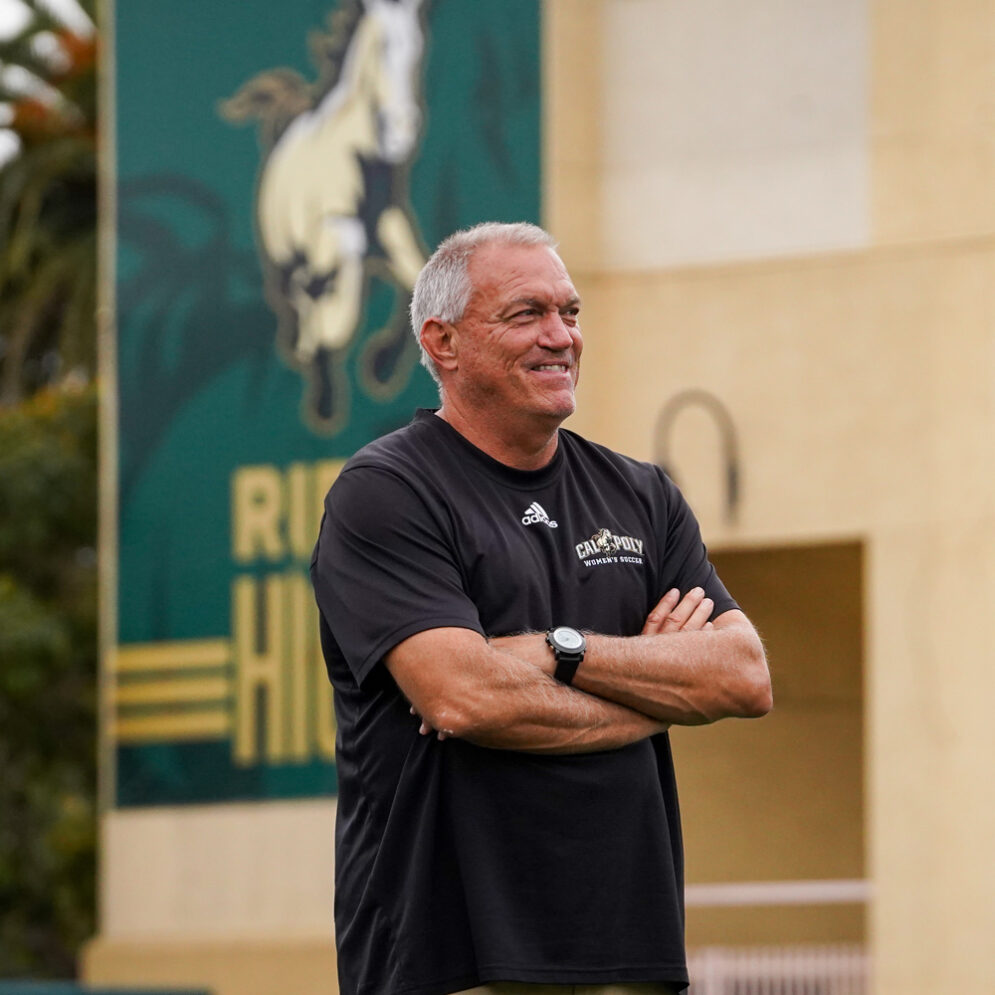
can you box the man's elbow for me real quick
[736,637,772,718]
[739,672,773,718]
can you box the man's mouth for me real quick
[532,363,571,373]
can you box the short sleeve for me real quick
[657,469,738,619]
[310,465,484,686]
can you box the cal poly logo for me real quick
[221,0,429,434]
[575,527,645,567]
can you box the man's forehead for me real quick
[468,242,575,300]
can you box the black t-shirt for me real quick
[311,409,737,995]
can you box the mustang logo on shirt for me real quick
[575,527,645,565]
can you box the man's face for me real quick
[449,242,583,425]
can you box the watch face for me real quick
[553,626,584,651]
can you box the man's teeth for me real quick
[535,364,568,372]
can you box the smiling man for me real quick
[311,222,772,995]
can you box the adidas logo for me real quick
[521,501,558,528]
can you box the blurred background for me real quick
[0,0,98,980]
[2,1,994,994]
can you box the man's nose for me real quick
[537,312,576,349]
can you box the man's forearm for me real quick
[491,611,771,726]
[576,620,771,724]
[456,674,669,754]
[388,628,668,754]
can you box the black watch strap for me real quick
[553,654,582,686]
[546,626,586,686]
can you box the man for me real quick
[311,222,771,995]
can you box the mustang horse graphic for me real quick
[591,528,623,555]
[222,0,428,433]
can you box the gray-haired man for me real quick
[311,222,771,995]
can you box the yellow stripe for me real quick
[115,677,232,707]
[114,711,232,743]
[115,639,231,673]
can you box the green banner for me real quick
[112,0,541,806]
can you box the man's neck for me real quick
[436,402,562,471]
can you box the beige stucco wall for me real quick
[85,936,337,995]
[598,0,869,268]
[873,0,995,245]
[870,8,995,991]
[83,800,338,992]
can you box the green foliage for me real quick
[0,385,98,977]
[0,0,99,976]
[0,0,98,405]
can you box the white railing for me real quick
[685,879,871,909]
[687,944,869,994]
[685,880,870,994]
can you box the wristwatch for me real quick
[546,625,587,686]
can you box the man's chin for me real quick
[542,397,576,422]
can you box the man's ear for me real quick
[420,318,459,373]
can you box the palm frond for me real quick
[0,0,96,406]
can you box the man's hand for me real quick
[641,587,714,634]
[410,702,454,740]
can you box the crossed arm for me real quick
[385,587,772,754]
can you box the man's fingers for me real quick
[642,588,680,634]
[644,587,714,634]
[659,586,706,631]
[415,707,453,741]
[683,596,714,631]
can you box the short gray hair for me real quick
[410,221,558,384]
